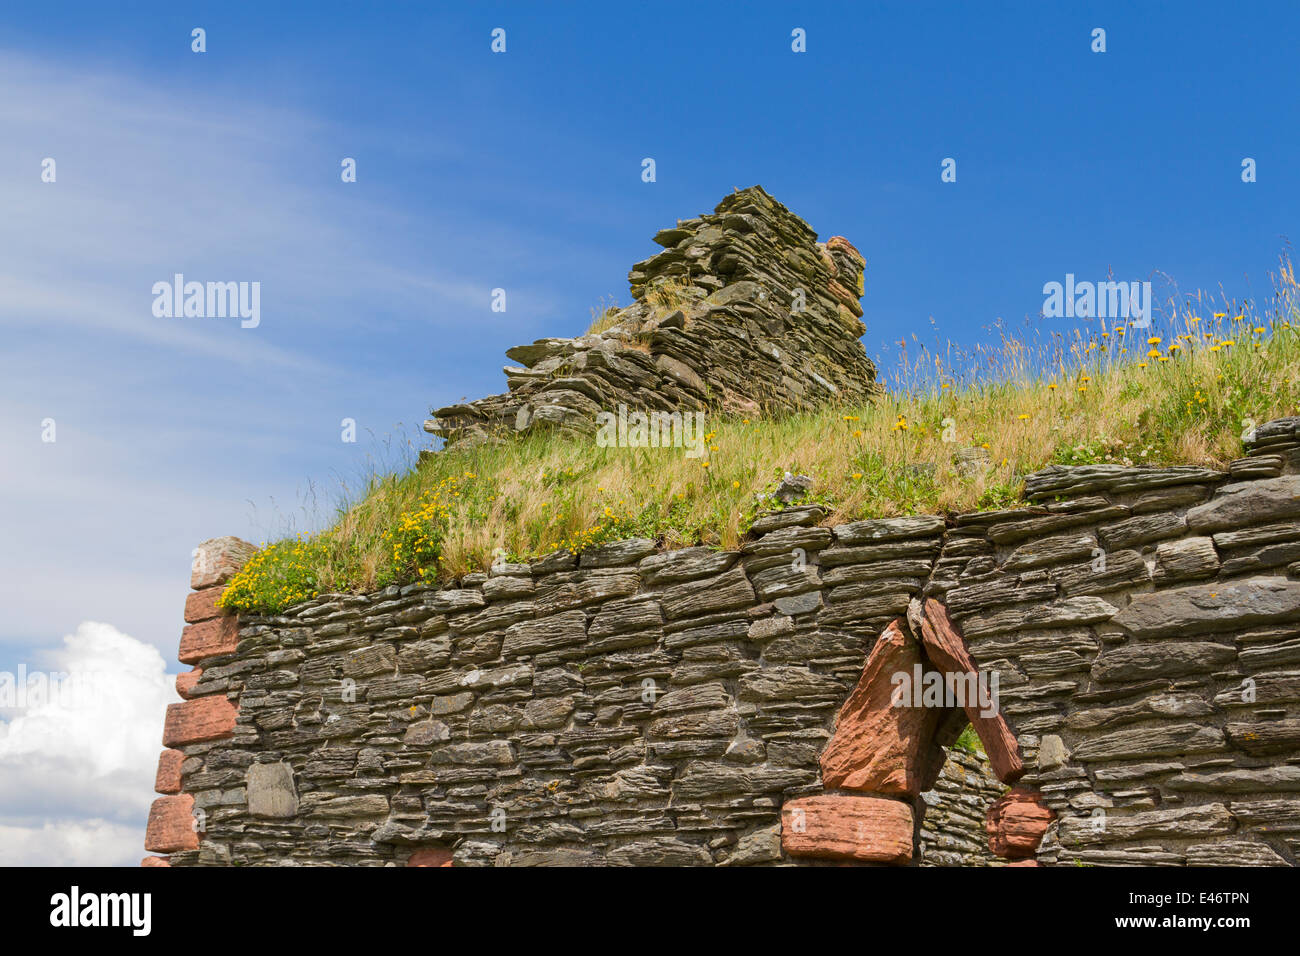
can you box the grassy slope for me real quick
[221,278,1300,614]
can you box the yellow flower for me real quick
[1017,414,1029,420]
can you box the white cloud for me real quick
[0,819,150,869]
[0,621,178,866]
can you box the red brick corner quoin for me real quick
[142,536,256,866]
[144,793,199,854]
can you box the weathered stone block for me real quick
[144,794,198,853]
[1113,577,1300,638]
[178,615,240,665]
[154,749,184,794]
[162,695,238,747]
[986,787,1054,858]
[1186,475,1300,533]
[246,761,299,818]
[183,586,226,623]
[780,795,913,864]
[190,536,257,590]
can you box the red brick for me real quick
[407,848,453,867]
[175,668,202,699]
[921,598,1025,784]
[781,795,914,864]
[144,795,199,853]
[820,619,944,796]
[163,695,237,747]
[155,749,185,794]
[141,856,170,867]
[987,787,1055,859]
[178,616,239,665]
[184,586,227,624]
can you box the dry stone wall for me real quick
[144,417,1300,866]
[424,186,879,446]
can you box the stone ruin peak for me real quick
[424,185,879,447]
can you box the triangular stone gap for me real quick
[818,619,949,795]
[916,598,1024,784]
[780,596,1029,865]
[820,598,1024,794]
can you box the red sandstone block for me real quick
[175,668,202,700]
[407,848,453,867]
[163,695,237,747]
[820,619,943,796]
[987,787,1055,859]
[144,795,198,853]
[155,749,184,794]
[190,536,258,590]
[780,795,914,864]
[921,598,1025,784]
[179,616,239,665]
[184,586,226,624]
[1006,860,1040,867]
[141,856,170,867]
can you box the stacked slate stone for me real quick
[423,186,879,446]
[1242,414,1300,476]
[156,416,1300,867]
[916,749,1005,866]
[166,507,998,866]
[936,449,1300,866]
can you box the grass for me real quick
[953,725,986,756]
[585,296,623,335]
[219,264,1300,614]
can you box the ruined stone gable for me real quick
[424,186,879,446]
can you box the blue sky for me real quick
[0,1,1296,863]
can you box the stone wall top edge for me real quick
[227,451,1290,625]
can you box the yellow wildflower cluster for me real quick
[380,474,467,579]
[218,533,325,613]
